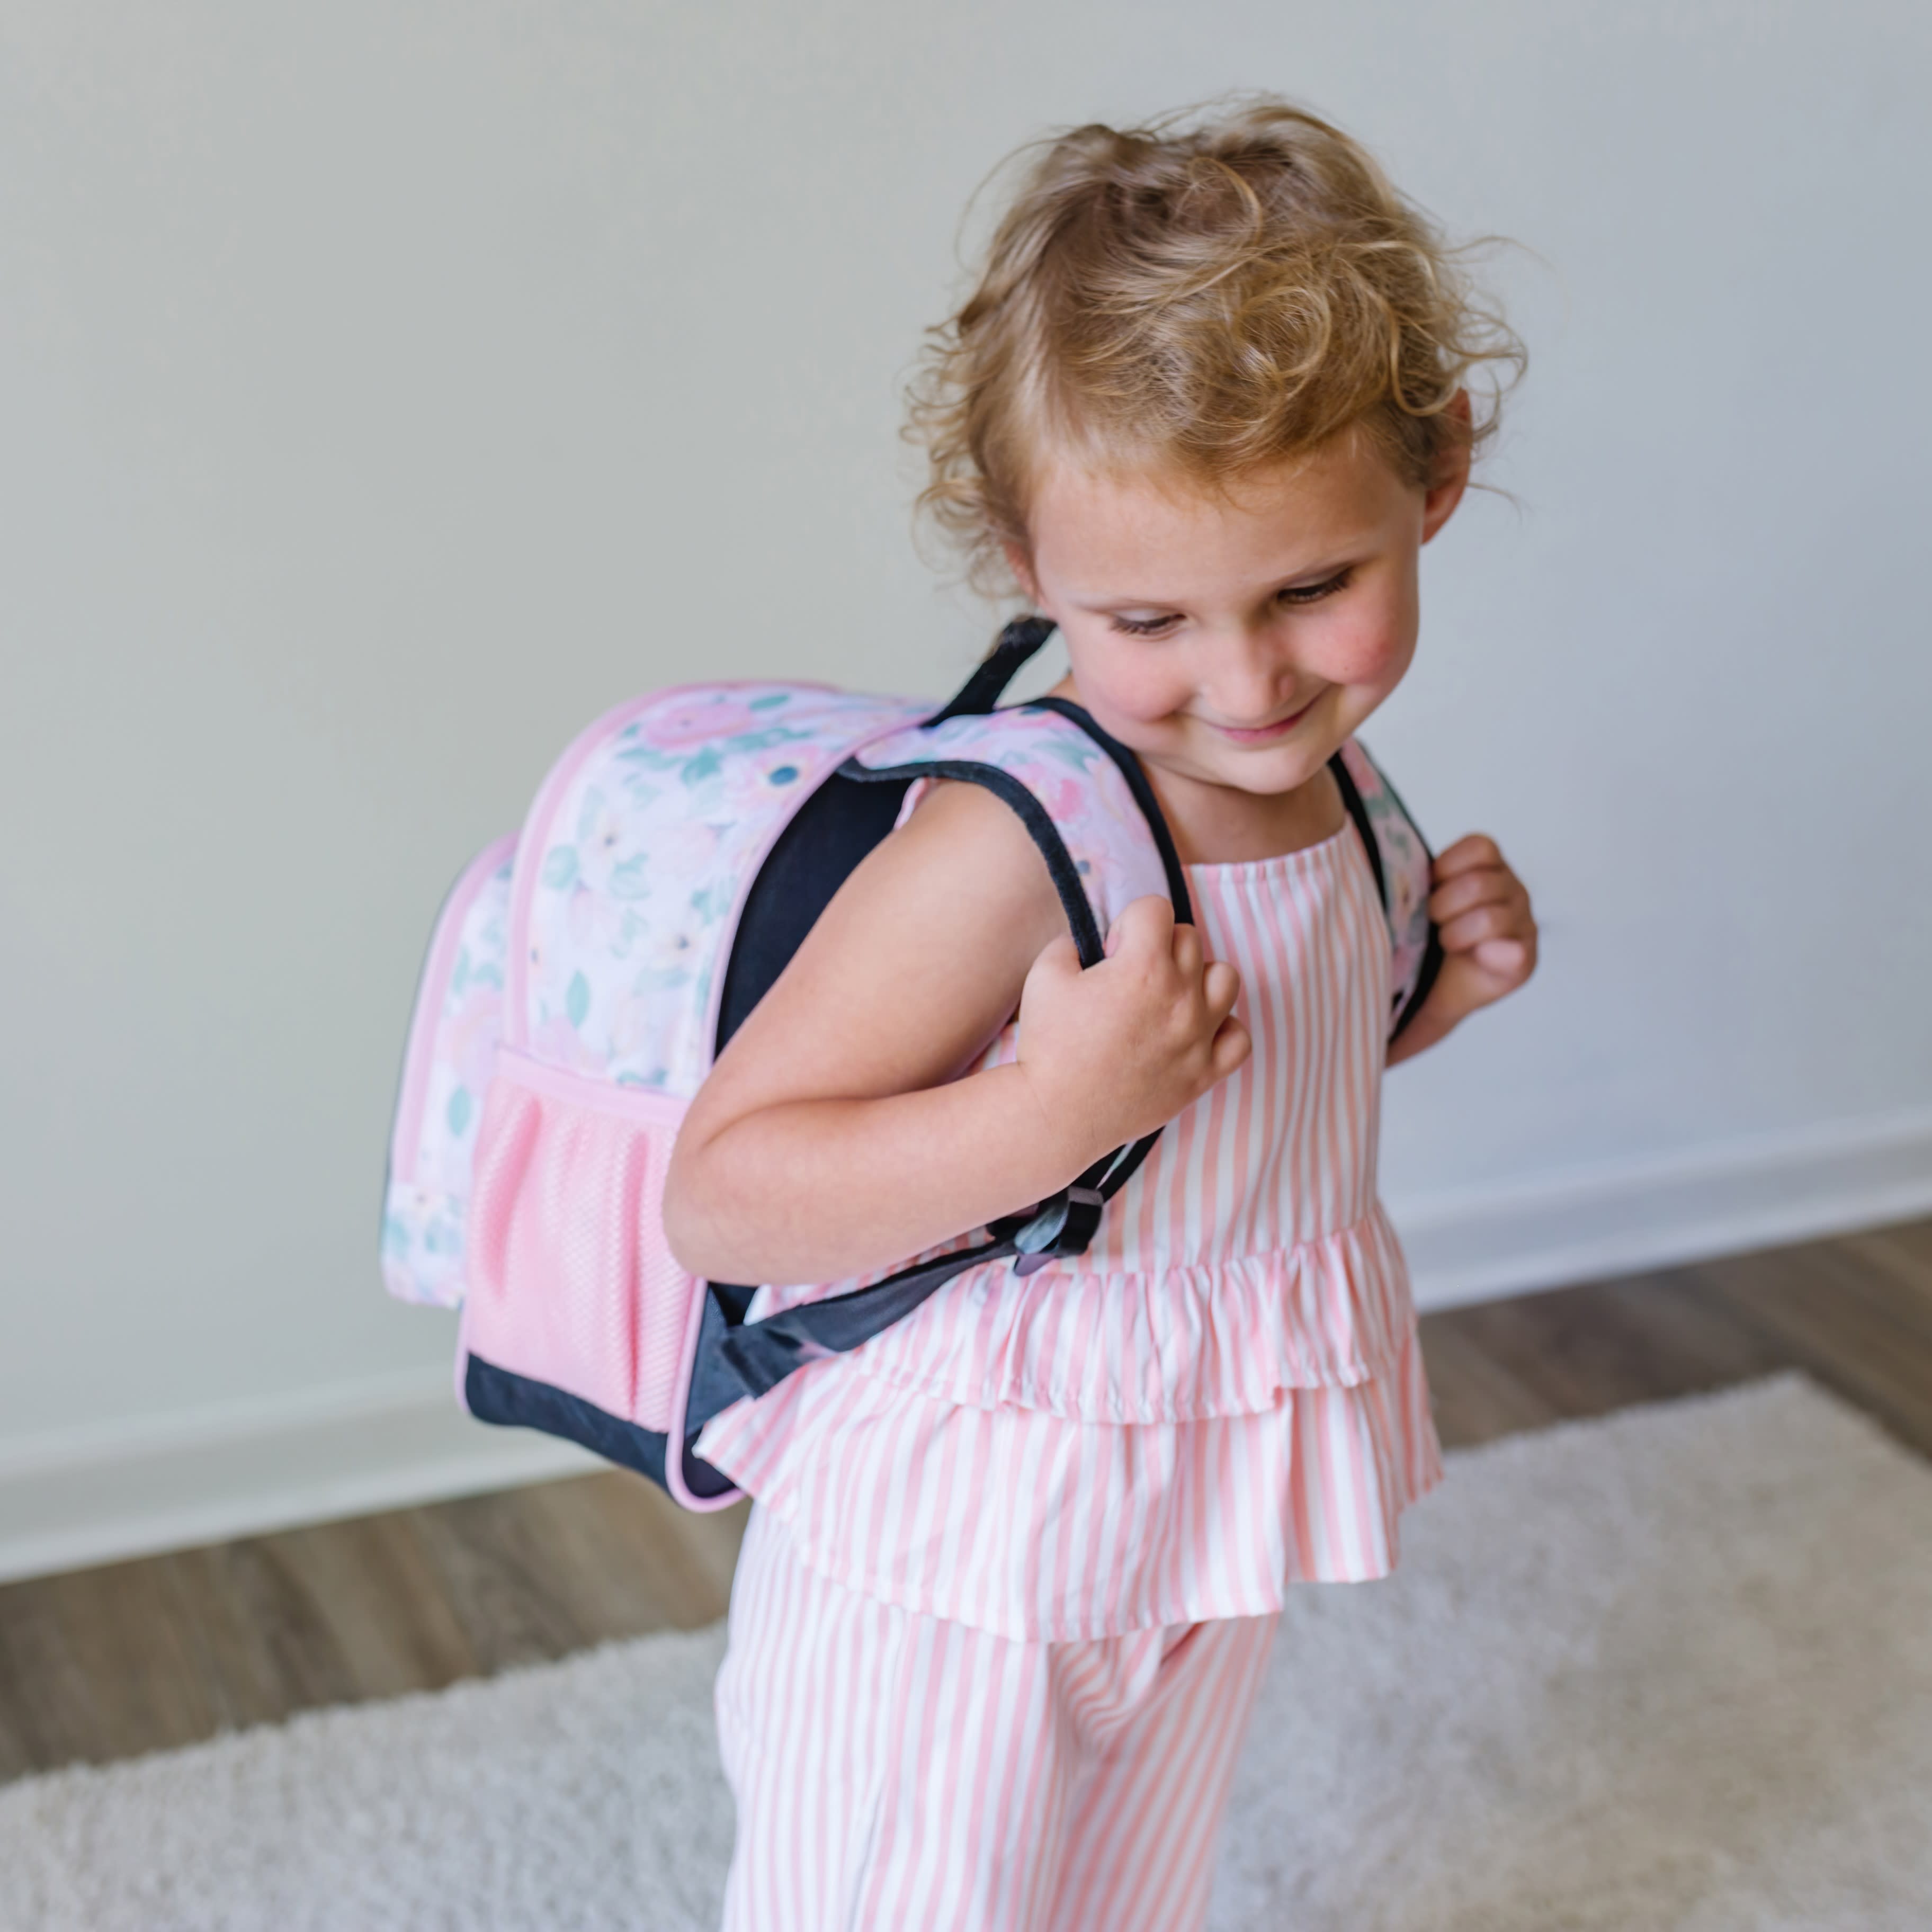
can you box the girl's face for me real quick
[1014,427,1467,827]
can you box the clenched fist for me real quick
[1015,896,1250,1165]
[1391,834,1538,1062]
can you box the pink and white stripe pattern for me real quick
[716,1507,1280,1932]
[696,820,1442,1639]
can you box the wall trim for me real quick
[0,1364,601,1587]
[3,1103,1928,1585]
[1395,1102,1932,1310]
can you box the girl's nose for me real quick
[1201,627,1301,726]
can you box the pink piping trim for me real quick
[663,1275,741,1512]
[843,702,1057,771]
[489,1046,690,1125]
[389,834,518,1189]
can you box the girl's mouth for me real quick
[1207,693,1322,745]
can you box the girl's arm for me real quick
[1387,833,1538,1065]
[663,780,1248,1287]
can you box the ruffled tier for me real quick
[756,1204,1416,1425]
[693,1318,1442,1642]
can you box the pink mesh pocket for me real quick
[461,1054,696,1433]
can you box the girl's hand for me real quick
[1015,896,1251,1161]
[1390,835,1536,1062]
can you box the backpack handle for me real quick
[923,614,1057,727]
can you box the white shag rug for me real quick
[5,1376,1931,1931]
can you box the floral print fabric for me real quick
[514,685,930,1097]
[381,838,516,1307]
[847,705,1176,936]
[1335,739,1435,1026]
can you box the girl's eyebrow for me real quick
[1074,552,1364,613]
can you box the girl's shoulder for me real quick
[849,702,1179,945]
[886,771,1069,950]
[693,702,1167,1115]
[682,766,1062,1135]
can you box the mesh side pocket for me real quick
[462,1067,696,1433]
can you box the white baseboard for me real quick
[0,1365,602,1587]
[1394,1102,1932,1310]
[3,1103,1928,1586]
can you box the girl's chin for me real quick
[1079,701,1348,796]
[1151,736,1332,797]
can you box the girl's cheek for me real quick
[1067,637,1189,726]
[1312,602,1416,696]
[1112,675,1192,728]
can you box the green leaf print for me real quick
[447,1086,472,1138]
[1046,739,1101,771]
[567,971,591,1029]
[542,846,579,890]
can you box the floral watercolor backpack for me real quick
[381,619,1443,1511]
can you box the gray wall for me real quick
[2,1,1928,1510]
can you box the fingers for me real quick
[1430,833,1504,882]
[1106,898,1221,991]
[1093,894,1242,1041]
[1424,834,1536,989]
[1202,957,1242,1019]
[1211,1012,1253,1079]
[1165,918,1200,973]
[1105,895,1176,960]
[1428,840,1534,962]
[1437,898,1534,956]
[1027,930,1084,986]
[1428,865,1519,924]
[1472,937,1529,977]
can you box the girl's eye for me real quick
[1277,568,1353,606]
[1108,569,1354,637]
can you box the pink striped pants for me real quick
[714,1507,1279,1931]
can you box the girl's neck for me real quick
[1139,755,1346,867]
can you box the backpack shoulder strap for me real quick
[700,666,1193,1416]
[1331,740,1444,1042]
[844,699,1186,951]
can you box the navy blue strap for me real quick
[1332,748,1445,1042]
[691,1149,1135,1419]
[1328,751,1387,902]
[923,614,1056,727]
[839,754,1105,965]
[1023,695,1194,927]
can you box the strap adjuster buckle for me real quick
[1006,1185,1106,1277]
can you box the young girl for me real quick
[663,99,1537,1930]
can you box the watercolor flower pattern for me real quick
[522,685,929,1095]
[384,848,513,1307]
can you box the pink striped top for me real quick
[694,814,1441,1640]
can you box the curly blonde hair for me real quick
[907,97,1524,595]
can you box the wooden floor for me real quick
[3,1215,1928,1785]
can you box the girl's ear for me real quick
[1001,537,1043,605]
[1420,390,1473,544]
